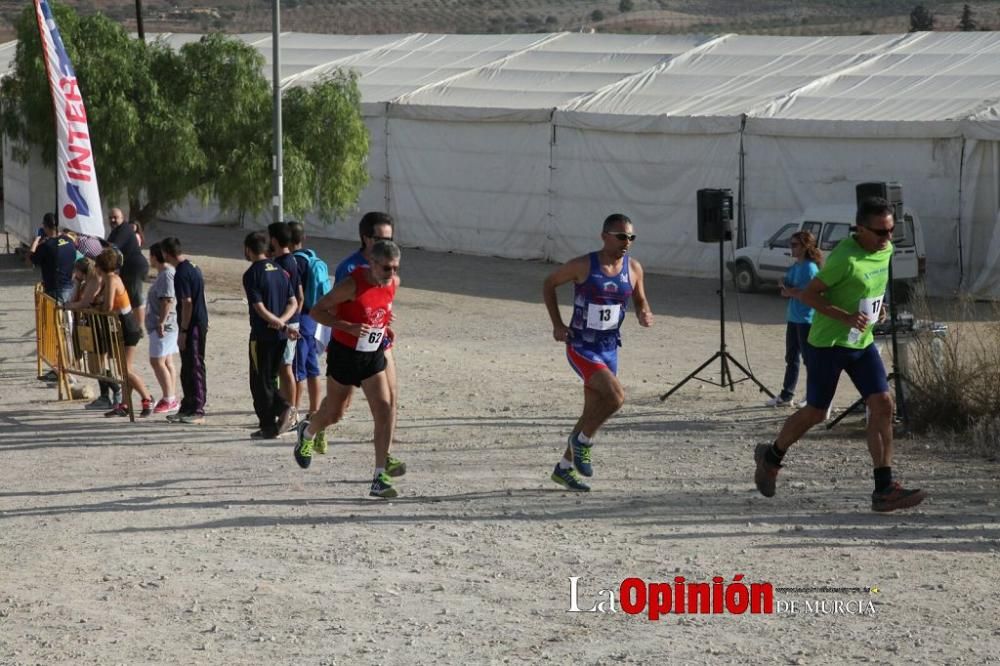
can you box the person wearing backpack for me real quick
[268,222,304,431]
[289,221,329,422]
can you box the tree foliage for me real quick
[0,1,368,226]
[958,4,977,31]
[909,4,934,32]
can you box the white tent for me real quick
[5,31,1000,297]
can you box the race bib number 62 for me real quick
[355,326,385,352]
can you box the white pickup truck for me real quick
[726,205,926,301]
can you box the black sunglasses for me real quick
[863,226,894,238]
[369,235,393,242]
[606,232,637,242]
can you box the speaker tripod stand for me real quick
[660,235,774,401]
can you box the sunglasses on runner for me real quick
[376,263,400,273]
[606,232,637,242]
[862,226,894,238]
[369,235,393,242]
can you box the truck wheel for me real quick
[733,263,759,293]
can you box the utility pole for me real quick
[134,0,145,42]
[271,0,284,223]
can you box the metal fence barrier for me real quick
[35,285,134,422]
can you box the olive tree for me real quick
[0,1,368,226]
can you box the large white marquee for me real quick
[5,30,1000,297]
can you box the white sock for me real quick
[375,467,385,477]
[576,432,592,445]
[165,395,175,402]
[558,457,573,470]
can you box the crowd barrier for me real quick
[34,285,134,422]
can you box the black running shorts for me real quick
[326,340,386,387]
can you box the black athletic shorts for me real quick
[120,312,143,347]
[326,340,386,387]
[123,273,146,309]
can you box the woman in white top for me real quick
[146,242,180,414]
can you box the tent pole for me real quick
[384,103,391,217]
[737,113,747,249]
[956,136,967,291]
[546,108,555,262]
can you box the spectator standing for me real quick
[161,237,209,424]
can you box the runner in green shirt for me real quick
[753,196,926,513]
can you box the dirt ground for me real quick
[1,221,998,665]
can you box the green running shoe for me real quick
[551,464,590,492]
[314,428,327,455]
[385,454,406,477]
[369,472,398,498]
[294,420,314,469]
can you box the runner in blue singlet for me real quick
[543,213,655,491]
[565,251,633,378]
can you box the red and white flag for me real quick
[34,0,104,237]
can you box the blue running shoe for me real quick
[370,472,398,498]
[569,433,593,477]
[294,420,314,469]
[551,464,591,492]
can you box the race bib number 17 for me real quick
[848,295,884,343]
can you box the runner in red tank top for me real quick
[295,240,405,499]
[331,265,395,350]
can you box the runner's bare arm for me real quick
[630,257,653,327]
[543,256,588,341]
[310,277,359,334]
[797,277,867,330]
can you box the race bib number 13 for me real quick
[586,303,621,331]
[355,326,385,352]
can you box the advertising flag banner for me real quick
[34,0,104,237]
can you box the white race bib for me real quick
[355,326,385,352]
[848,295,884,343]
[314,324,331,350]
[586,303,621,331]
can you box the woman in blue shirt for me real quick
[766,231,823,407]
